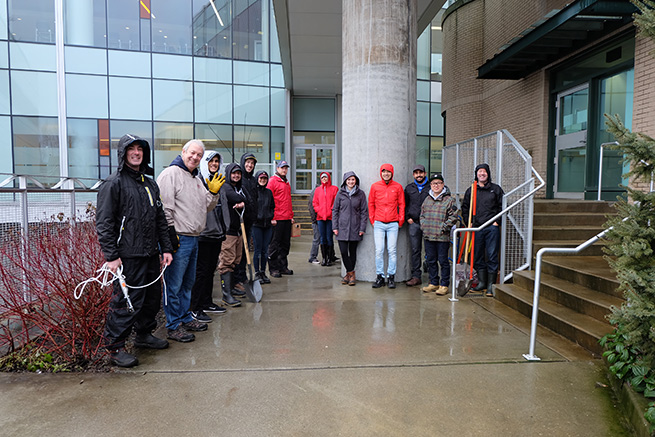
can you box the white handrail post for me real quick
[598,141,619,201]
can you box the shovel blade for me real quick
[245,279,263,303]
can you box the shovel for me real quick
[239,209,263,303]
[456,182,477,297]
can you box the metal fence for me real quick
[442,130,544,282]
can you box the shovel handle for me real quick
[240,221,252,266]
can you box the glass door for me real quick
[292,144,335,193]
[554,84,588,198]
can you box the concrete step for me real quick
[533,212,609,227]
[540,256,621,298]
[533,226,604,241]
[494,282,612,356]
[512,270,622,324]
[532,240,608,257]
[533,199,616,214]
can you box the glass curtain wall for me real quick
[416,10,444,175]
[3,0,284,183]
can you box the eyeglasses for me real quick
[431,180,444,185]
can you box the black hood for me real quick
[117,134,153,175]
[254,170,269,188]
[240,153,257,178]
[225,162,243,189]
[474,163,492,183]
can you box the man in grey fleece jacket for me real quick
[157,139,224,343]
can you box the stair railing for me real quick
[523,218,626,361]
[597,141,619,201]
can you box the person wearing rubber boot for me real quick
[420,173,458,296]
[157,140,224,342]
[404,164,430,287]
[233,153,258,294]
[332,171,368,286]
[218,163,247,307]
[189,151,228,325]
[461,163,504,296]
[313,172,339,266]
[96,134,173,367]
[369,163,405,289]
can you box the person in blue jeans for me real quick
[460,163,504,296]
[252,170,276,283]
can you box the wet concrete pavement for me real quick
[0,235,631,436]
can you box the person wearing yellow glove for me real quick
[206,171,225,194]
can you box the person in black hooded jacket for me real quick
[233,153,258,292]
[251,170,276,283]
[461,163,505,296]
[96,134,173,368]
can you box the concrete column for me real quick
[341,0,417,282]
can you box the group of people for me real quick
[95,134,503,368]
[96,136,295,367]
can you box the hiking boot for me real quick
[406,277,422,287]
[372,274,385,288]
[134,333,169,349]
[232,282,246,297]
[348,271,356,286]
[204,303,227,314]
[167,327,195,343]
[435,285,449,296]
[422,284,439,293]
[191,310,212,323]
[260,272,271,284]
[341,272,351,285]
[183,320,208,332]
[387,275,396,289]
[109,349,138,367]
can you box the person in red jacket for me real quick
[312,172,339,266]
[267,161,294,278]
[368,163,405,289]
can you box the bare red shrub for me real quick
[0,216,111,368]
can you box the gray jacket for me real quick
[331,171,368,241]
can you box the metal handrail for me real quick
[449,167,546,302]
[597,141,619,201]
[522,217,626,361]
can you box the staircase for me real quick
[292,194,312,234]
[494,200,622,356]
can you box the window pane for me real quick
[195,123,233,164]
[271,63,283,87]
[194,82,232,123]
[233,0,267,61]
[153,122,193,176]
[0,116,12,174]
[0,42,7,69]
[153,79,193,121]
[0,70,9,115]
[430,102,443,136]
[109,50,151,77]
[109,77,152,120]
[416,135,429,173]
[65,46,107,74]
[194,56,232,83]
[11,71,57,116]
[234,60,268,86]
[13,116,59,178]
[64,0,107,47]
[66,74,108,118]
[271,126,284,162]
[270,1,280,63]
[152,0,192,54]
[8,0,55,43]
[417,102,429,135]
[234,85,269,125]
[292,98,335,131]
[10,42,56,71]
[110,120,152,170]
[67,118,99,179]
[559,88,588,135]
[417,24,429,81]
[153,53,192,80]
[234,125,269,163]
[431,81,442,103]
[271,87,285,127]
[193,0,232,58]
[0,2,7,40]
[107,0,142,50]
[430,136,444,174]
[417,80,429,101]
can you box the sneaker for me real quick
[167,327,195,343]
[270,270,282,278]
[182,320,208,332]
[308,258,320,264]
[435,285,449,296]
[204,303,227,314]
[280,268,294,275]
[109,349,138,367]
[422,284,439,293]
[134,333,169,349]
[191,310,212,323]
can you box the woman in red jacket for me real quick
[312,172,339,266]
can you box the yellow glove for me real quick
[206,173,225,194]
